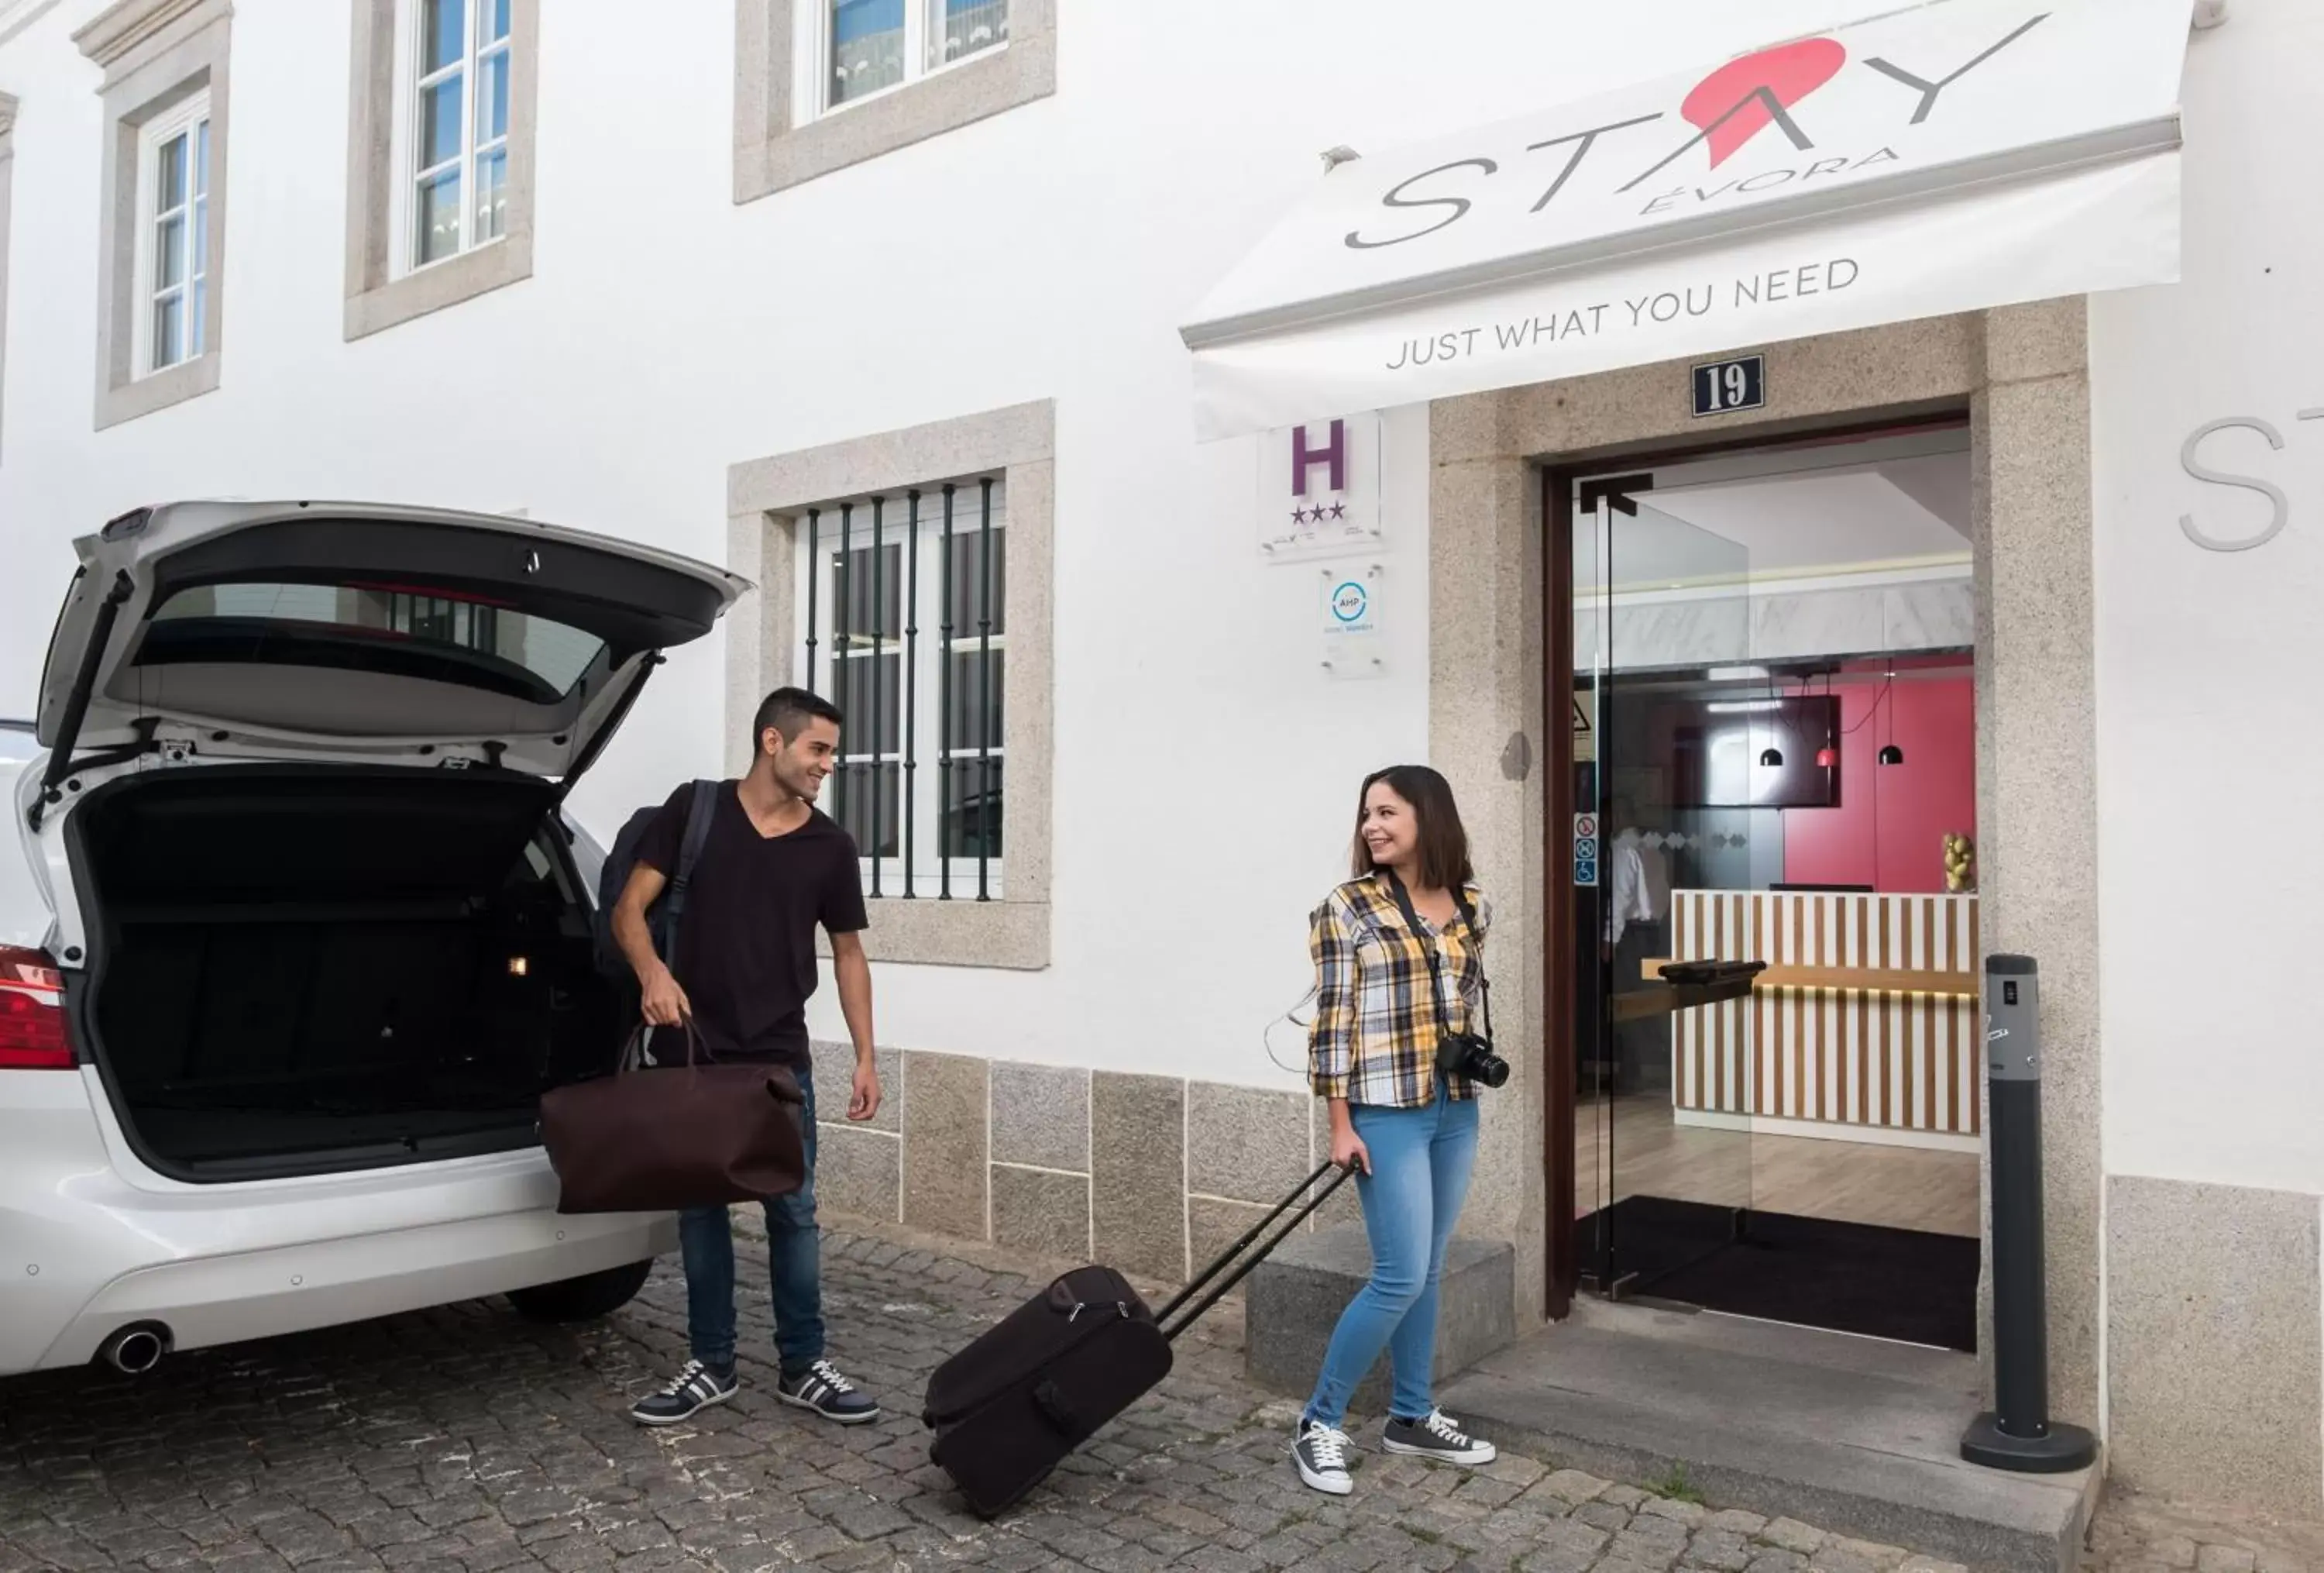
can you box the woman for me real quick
[1293,764,1499,1496]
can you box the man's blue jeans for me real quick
[677,1065,822,1377]
[1304,1080,1480,1429]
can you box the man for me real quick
[613,687,883,1427]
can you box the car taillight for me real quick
[0,946,73,1069]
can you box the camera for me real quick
[1435,1031,1510,1089]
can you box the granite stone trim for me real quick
[814,1125,900,1223]
[1188,1196,1272,1282]
[341,0,540,340]
[807,1038,900,1134]
[2106,1174,2322,1517]
[727,401,1055,970]
[1433,308,2099,1366]
[734,0,1056,203]
[1185,1081,1308,1206]
[990,1060,1088,1172]
[991,1163,1090,1261]
[1092,1072,1188,1282]
[80,0,231,429]
[900,1050,988,1241]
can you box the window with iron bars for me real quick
[800,478,1006,900]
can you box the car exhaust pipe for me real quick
[98,1323,168,1375]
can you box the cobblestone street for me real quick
[0,1220,2101,1573]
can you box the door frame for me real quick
[1538,411,1975,1317]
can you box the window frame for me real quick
[389,0,513,277]
[343,0,538,342]
[726,401,1055,971]
[802,0,1012,125]
[76,0,232,430]
[130,92,211,379]
[734,0,1056,203]
[810,484,1010,900]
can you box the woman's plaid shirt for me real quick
[1308,873,1492,1109]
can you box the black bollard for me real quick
[1961,954,2096,1472]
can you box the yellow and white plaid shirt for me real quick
[1308,873,1492,1109]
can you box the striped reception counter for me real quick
[1651,890,1982,1153]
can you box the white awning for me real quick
[1180,0,2192,439]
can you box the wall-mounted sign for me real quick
[1573,696,1595,762]
[1261,411,1384,562]
[1573,813,1600,886]
[1319,563,1384,680]
[1692,354,1765,418]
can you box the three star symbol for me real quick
[1290,501,1351,525]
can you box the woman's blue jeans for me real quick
[1303,1080,1480,1428]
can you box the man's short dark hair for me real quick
[752,687,843,751]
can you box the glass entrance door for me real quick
[1572,472,1756,1296]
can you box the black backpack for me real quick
[593,779,720,977]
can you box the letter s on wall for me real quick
[2180,416,2289,552]
[1346,159,1499,251]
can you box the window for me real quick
[823,0,1009,112]
[401,0,511,270]
[146,581,603,704]
[135,98,210,376]
[734,0,1055,201]
[344,0,538,341]
[803,480,1009,899]
[75,0,232,429]
[727,400,1054,969]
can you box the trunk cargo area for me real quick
[70,768,625,1181]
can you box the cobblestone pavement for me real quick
[5,1220,1980,1573]
[2082,1488,2324,1572]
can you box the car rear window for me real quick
[140,582,607,703]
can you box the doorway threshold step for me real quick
[1436,1298,2097,1573]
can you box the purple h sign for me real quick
[1292,419,1347,497]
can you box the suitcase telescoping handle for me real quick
[1154,1159,1355,1344]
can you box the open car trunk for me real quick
[70,766,625,1182]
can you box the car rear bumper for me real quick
[32,1205,674,1371]
[1,1072,675,1375]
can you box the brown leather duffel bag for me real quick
[541,1022,807,1213]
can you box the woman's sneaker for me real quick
[1381,1407,1497,1465]
[775,1358,881,1424]
[630,1359,738,1426]
[1292,1417,1355,1496]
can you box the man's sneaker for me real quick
[629,1360,737,1427]
[1292,1417,1355,1496]
[775,1358,881,1424]
[1380,1407,1497,1465]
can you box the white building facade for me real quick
[2,0,2319,1519]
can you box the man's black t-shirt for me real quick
[633,781,867,1069]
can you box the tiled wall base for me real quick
[808,1042,1363,1288]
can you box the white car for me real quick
[2,500,744,1377]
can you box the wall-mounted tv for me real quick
[1655,694,1840,809]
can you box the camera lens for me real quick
[1471,1050,1511,1089]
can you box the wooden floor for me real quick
[1573,1093,1979,1237]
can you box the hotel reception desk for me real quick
[1645,890,1981,1153]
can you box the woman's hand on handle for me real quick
[1327,1098,1370,1175]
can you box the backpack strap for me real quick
[662,780,720,938]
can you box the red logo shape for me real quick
[1682,38,1847,169]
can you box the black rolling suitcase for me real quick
[922,1159,1354,1518]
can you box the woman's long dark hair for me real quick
[1350,765,1474,892]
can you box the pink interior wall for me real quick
[1780,677,1975,893]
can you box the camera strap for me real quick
[1382,871,1494,1048]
